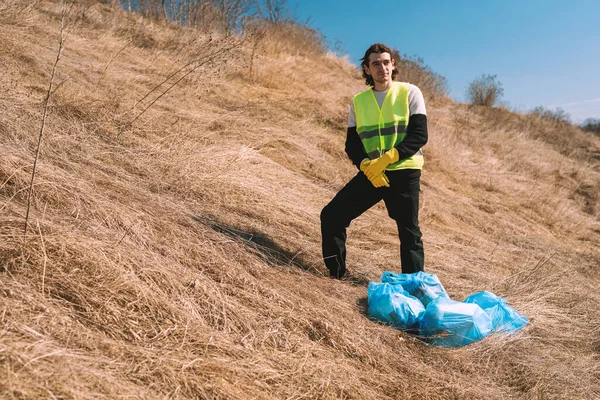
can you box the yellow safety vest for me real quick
[353,82,424,170]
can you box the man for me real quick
[320,43,428,279]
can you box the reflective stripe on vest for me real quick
[353,82,424,170]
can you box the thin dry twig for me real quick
[96,38,134,87]
[129,36,247,125]
[128,41,243,127]
[36,218,48,295]
[24,0,68,235]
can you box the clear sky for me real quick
[291,0,600,123]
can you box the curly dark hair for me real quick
[360,43,398,87]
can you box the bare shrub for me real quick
[180,0,220,32]
[117,0,251,34]
[467,74,504,107]
[245,18,326,58]
[530,106,572,126]
[580,118,600,136]
[255,0,289,23]
[111,1,320,56]
[389,49,448,101]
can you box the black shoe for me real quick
[328,267,347,279]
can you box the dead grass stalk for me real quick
[24,0,68,235]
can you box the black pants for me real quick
[320,168,424,278]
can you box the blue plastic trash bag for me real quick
[368,273,528,348]
[463,291,529,333]
[368,282,426,331]
[419,297,493,348]
[381,271,449,307]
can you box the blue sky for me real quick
[291,0,600,123]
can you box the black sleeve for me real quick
[345,126,367,169]
[395,114,428,160]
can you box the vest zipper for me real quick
[370,88,393,157]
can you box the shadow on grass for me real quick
[193,215,323,276]
[344,272,371,287]
[356,296,369,317]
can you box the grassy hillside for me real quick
[1,1,599,399]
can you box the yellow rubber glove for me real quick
[370,172,390,188]
[363,148,400,181]
[361,158,389,188]
[359,158,371,172]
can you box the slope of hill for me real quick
[1,1,599,399]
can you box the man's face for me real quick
[364,52,395,86]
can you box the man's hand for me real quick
[361,158,389,188]
[370,172,390,188]
[359,158,371,173]
[363,148,399,180]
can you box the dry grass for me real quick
[1,1,599,399]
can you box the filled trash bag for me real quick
[368,272,528,348]
[419,297,493,348]
[367,282,425,331]
[463,291,529,333]
[381,271,449,307]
